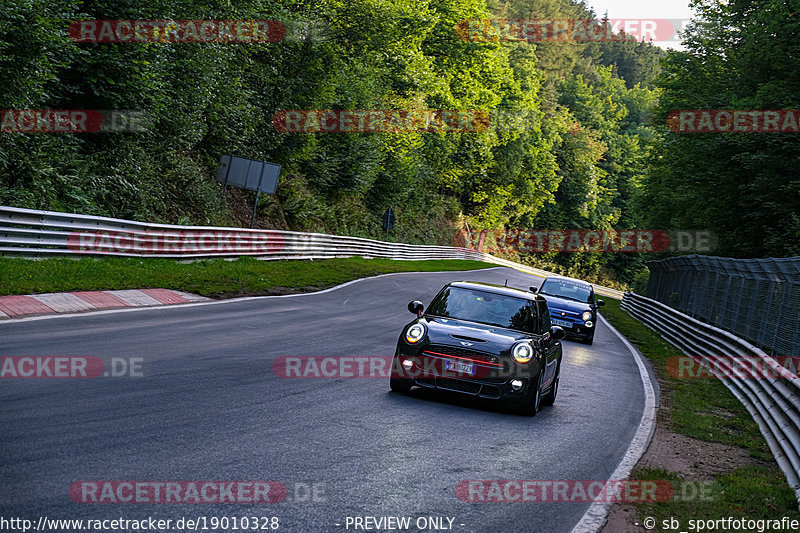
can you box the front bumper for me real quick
[550,315,594,340]
[563,324,594,340]
[391,348,537,401]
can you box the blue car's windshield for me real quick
[426,287,538,332]
[539,279,593,303]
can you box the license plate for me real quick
[552,318,572,328]
[444,359,476,375]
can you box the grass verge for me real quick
[602,298,800,525]
[0,256,492,298]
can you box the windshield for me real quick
[539,279,593,303]
[426,287,539,332]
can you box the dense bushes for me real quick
[6,0,792,287]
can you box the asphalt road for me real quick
[0,267,647,533]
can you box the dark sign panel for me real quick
[217,155,281,194]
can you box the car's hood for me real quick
[540,295,591,313]
[420,316,532,352]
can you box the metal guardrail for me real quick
[646,255,800,357]
[621,291,800,504]
[0,206,624,300]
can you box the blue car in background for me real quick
[532,276,605,345]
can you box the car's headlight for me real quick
[512,342,534,364]
[582,311,592,322]
[405,323,426,344]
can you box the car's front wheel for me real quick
[516,370,544,416]
[390,377,413,393]
[541,363,560,406]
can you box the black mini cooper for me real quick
[390,281,565,416]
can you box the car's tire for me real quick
[584,333,594,346]
[541,364,560,406]
[517,370,544,416]
[390,377,413,393]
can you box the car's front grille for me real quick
[551,310,580,320]
[423,344,502,366]
[413,376,504,399]
[436,378,481,395]
[478,385,501,399]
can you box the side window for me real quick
[539,301,551,333]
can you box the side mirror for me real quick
[596,299,605,307]
[550,326,566,340]
[408,301,424,316]
[529,286,538,293]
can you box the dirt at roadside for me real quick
[602,379,764,532]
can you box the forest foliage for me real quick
[1,0,795,287]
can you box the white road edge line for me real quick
[0,266,510,325]
[570,313,657,533]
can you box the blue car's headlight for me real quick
[582,311,592,322]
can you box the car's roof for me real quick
[448,281,546,301]
[541,275,594,289]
